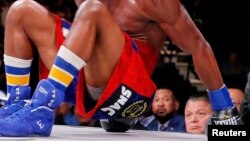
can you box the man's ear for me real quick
[175,100,180,111]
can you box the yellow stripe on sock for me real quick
[6,74,30,86]
[49,66,73,86]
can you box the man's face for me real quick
[185,100,212,134]
[152,89,177,117]
[228,88,244,112]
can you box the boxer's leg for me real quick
[0,0,57,118]
[48,0,125,90]
[4,0,57,95]
[40,0,125,105]
[0,0,125,136]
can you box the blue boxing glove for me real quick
[100,118,136,132]
[208,85,243,125]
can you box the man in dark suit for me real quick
[134,88,186,132]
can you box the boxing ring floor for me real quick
[0,125,207,141]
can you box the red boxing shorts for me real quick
[76,33,159,119]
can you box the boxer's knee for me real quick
[75,0,109,22]
[7,0,44,25]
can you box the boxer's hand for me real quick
[210,106,244,125]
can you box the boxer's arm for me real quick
[146,0,223,90]
[148,0,243,124]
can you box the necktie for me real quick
[159,124,165,131]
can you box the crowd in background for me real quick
[0,0,250,134]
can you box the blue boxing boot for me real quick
[0,86,31,119]
[208,85,243,125]
[0,79,64,136]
